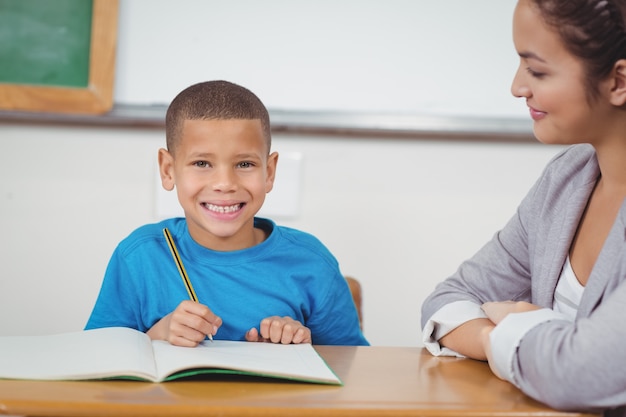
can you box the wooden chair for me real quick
[345,276,363,329]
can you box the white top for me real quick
[553,256,584,320]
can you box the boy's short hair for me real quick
[165,80,271,154]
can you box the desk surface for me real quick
[0,346,597,417]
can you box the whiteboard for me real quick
[113,0,527,118]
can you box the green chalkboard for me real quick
[0,0,118,114]
[0,0,93,88]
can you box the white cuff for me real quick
[489,308,568,385]
[422,300,487,357]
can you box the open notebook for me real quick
[0,327,341,385]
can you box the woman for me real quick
[421,1,626,416]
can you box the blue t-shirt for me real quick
[85,217,368,346]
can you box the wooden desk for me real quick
[0,346,597,417]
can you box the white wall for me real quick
[0,122,564,346]
[114,0,524,118]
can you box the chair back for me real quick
[345,276,363,329]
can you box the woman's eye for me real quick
[526,67,545,78]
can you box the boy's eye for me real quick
[238,161,254,168]
[194,161,210,168]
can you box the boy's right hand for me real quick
[146,300,222,347]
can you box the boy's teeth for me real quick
[206,203,241,213]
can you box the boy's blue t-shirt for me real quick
[85,217,368,346]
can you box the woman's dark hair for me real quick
[531,0,626,100]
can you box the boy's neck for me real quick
[188,223,269,252]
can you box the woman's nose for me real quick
[510,66,531,99]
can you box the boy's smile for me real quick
[204,202,244,215]
[159,118,278,251]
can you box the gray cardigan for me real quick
[421,144,626,417]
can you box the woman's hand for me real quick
[480,300,541,379]
[481,301,540,324]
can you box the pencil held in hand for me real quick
[163,227,213,341]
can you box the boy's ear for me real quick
[158,148,176,191]
[609,59,626,106]
[265,152,279,193]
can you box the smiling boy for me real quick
[85,81,368,347]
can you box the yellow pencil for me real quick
[163,227,213,341]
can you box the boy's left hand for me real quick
[245,316,312,344]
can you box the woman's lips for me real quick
[529,106,547,121]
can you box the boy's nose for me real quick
[212,168,237,192]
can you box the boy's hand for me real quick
[481,301,540,324]
[147,300,222,347]
[245,316,312,344]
